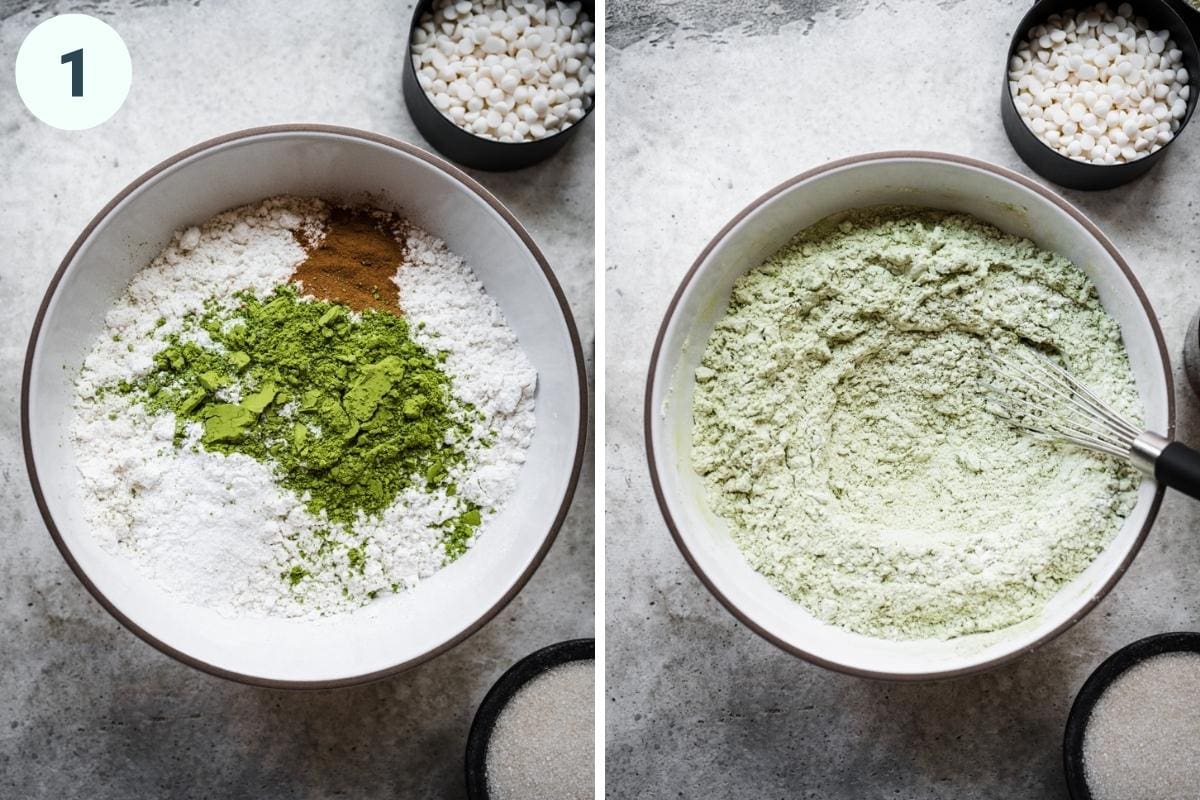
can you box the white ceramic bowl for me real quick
[23,126,586,688]
[646,152,1173,680]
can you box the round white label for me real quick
[14,14,132,131]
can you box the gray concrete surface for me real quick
[0,2,593,798]
[606,0,1200,797]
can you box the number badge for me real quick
[15,14,132,131]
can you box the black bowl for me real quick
[464,638,594,799]
[1063,632,1200,799]
[1183,305,1200,396]
[403,0,595,171]
[1165,0,1200,42]
[1002,0,1200,190]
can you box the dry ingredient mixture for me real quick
[691,207,1141,641]
[486,659,594,800]
[1083,651,1200,800]
[72,196,536,617]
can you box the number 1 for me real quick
[61,48,83,97]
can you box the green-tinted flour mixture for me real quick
[119,285,481,546]
[692,208,1142,640]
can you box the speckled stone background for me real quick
[606,0,1200,797]
[0,2,593,797]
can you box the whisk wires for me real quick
[985,348,1140,459]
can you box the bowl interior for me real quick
[25,129,583,685]
[648,154,1170,679]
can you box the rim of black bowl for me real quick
[465,638,595,799]
[404,0,596,168]
[1001,0,1200,190]
[1166,0,1200,40]
[1183,306,1200,395]
[645,150,1174,682]
[1064,632,1200,799]
[21,124,589,690]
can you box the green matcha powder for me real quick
[114,285,482,591]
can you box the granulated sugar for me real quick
[1083,651,1200,800]
[71,196,536,617]
[486,659,594,800]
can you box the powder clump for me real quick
[123,284,474,528]
[291,206,407,314]
[691,207,1141,640]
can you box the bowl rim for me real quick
[20,123,589,690]
[644,149,1173,682]
[404,0,597,150]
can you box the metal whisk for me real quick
[985,348,1200,500]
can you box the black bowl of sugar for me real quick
[1064,632,1200,799]
[465,638,594,800]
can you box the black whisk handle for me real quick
[1155,442,1200,500]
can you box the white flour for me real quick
[397,228,538,511]
[71,197,536,617]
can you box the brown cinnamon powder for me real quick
[291,206,407,314]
